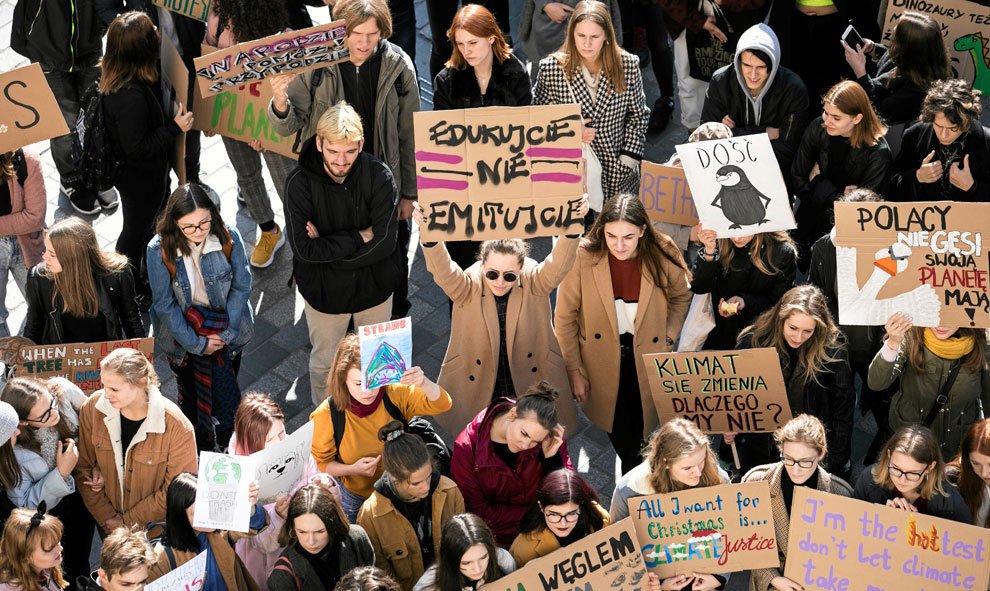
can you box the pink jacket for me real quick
[2,149,46,268]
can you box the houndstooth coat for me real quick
[533,51,649,202]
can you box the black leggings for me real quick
[608,333,645,475]
[114,166,169,291]
[50,490,96,583]
[426,0,511,79]
[616,0,674,99]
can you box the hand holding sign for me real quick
[174,102,194,132]
[883,311,913,349]
[269,72,297,112]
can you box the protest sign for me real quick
[882,0,990,93]
[629,481,778,578]
[785,487,990,591]
[252,421,314,505]
[161,35,188,183]
[358,317,412,390]
[193,21,349,96]
[675,134,795,238]
[833,201,990,328]
[194,451,254,533]
[479,519,647,591]
[146,550,206,591]
[152,0,209,21]
[640,161,699,226]
[644,348,792,433]
[16,338,155,393]
[414,105,585,241]
[0,63,70,153]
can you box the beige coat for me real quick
[423,236,580,436]
[555,248,691,435]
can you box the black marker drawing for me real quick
[710,164,771,230]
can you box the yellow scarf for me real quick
[923,329,975,360]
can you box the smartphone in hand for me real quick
[842,24,865,50]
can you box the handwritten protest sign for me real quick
[882,0,990,94]
[16,338,154,393]
[480,519,647,591]
[640,161,699,226]
[644,348,792,433]
[785,487,990,591]
[252,421,314,505]
[0,64,70,153]
[833,201,990,328]
[153,0,210,21]
[194,451,253,532]
[676,134,795,238]
[629,481,778,578]
[359,317,411,390]
[161,35,188,184]
[193,21,349,96]
[414,105,585,241]
[146,550,206,591]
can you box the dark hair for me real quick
[741,48,772,74]
[378,420,432,482]
[518,469,604,536]
[212,0,287,43]
[164,473,199,553]
[278,485,350,547]
[333,566,401,591]
[888,12,951,91]
[513,381,561,432]
[920,78,983,131]
[157,183,231,258]
[99,11,159,94]
[435,514,504,591]
[951,419,990,527]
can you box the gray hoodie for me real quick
[732,23,781,128]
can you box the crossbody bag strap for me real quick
[921,359,963,428]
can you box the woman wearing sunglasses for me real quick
[416,197,587,436]
[854,425,971,523]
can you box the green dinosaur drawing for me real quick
[954,33,990,94]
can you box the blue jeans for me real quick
[0,238,27,337]
[335,478,368,524]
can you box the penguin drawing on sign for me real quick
[710,164,771,229]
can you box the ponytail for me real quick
[515,381,560,432]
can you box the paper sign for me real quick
[161,34,188,184]
[146,549,206,591]
[16,338,155,394]
[193,21,349,97]
[882,0,990,93]
[785,487,990,591]
[833,201,990,328]
[479,519,648,591]
[194,451,254,533]
[358,317,412,391]
[629,481,778,577]
[644,348,792,433]
[640,161,699,226]
[152,0,210,22]
[0,63,70,153]
[414,104,586,241]
[675,134,795,238]
[252,420,314,505]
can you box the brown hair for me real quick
[99,525,156,579]
[327,333,362,411]
[378,420,432,481]
[233,393,286,456]
[823,80,887,149]
[511,380,561,432]
[1,378,75,456]
[920,78,983,132]
[0,152,14,181]
[774,413,828,457]
[334,566,401,591]
[645,418,722,493]
[716,231,796,276]
[445,4,512,70]
[99,11,160,94]
[157,183,231,259]
[100,348,160,388]
[332,0,392,38]
[477,239,529,265]
[552,0,627,93]
[871,425,946,499]
[0,508,66,590]
[42,217,130,317]
[900,327,987,374]
[888,12,951,91]
[951,419,990,527]
[278,484,350,547]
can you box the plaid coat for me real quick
[533,51,649,202]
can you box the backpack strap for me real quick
[12,149,27,187]
[381,391,405,425]
[328,402,346,453]
[273,556,300,591]
[163,545,177,571]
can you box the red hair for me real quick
[952,419,990,526]
[445,4,511,70]
[232,392,285,455]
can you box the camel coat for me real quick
[555,247,691,435]
[422,236,580,436]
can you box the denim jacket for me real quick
[146,226,254,363]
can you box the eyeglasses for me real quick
[544,509,580,524]
[484,270,518,282]
[888,464,928,482]
[25,396,57,424]
[780,454,817,469]
[179,218,212,235]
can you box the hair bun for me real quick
[377,420,406,443]
[525,380,560,402]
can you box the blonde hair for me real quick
[100,348,159,389]
[552,1,627,94]
[645,418,722,493]
[99,526,156,579]
[0,508,67,590]
[332,0,392,38]
[774,414,828,457]
[316,101,365,144]
[43,217,130,317]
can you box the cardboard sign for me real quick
[146,550,206,591]
[193,21,349,97]
[833,201,990,328]
[882,0,990,93]
[644,348,792,433]
[358,317,411,390]
[252,421,314,505]
[414,104,586,241]
[194,451,253,532]
[161,34,188,184]
[479,519,648,591]
[675,134,795,238]
[0,63,70,153]
[629,481,778,577]
[16,338,155,394]
[640,161,699,226]
[785,487,990,591]
[152,0,210,22]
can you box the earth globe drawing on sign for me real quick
[205,455,243,485]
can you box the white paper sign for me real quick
[146,549,206,591]
[252,421,315,505]
[194,451,253,533]
[675,133,795,238]
[358,317,412,390]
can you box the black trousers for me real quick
[616,0,674,99]
[608,333,645,475]
[114,166,169,293]
[50,490,96,583]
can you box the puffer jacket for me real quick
[432,54,532,110]
[10,0,103,71]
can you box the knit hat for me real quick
[0,401,18,444]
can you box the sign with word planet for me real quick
[479,519,648,591]
[413,104,586,241]
[643,348,792,433]
[16,338,155,393]
[640,161,699,227]
[0,63,70,153]
[629,481,778,578]
[785,487,990,591]
[833,201,990,328]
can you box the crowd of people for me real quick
[4,0,990,588]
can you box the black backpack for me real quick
[328,394,452,477]
[11,150,27,187]
[67,83,120,191]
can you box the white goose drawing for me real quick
[836,242,942,326]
